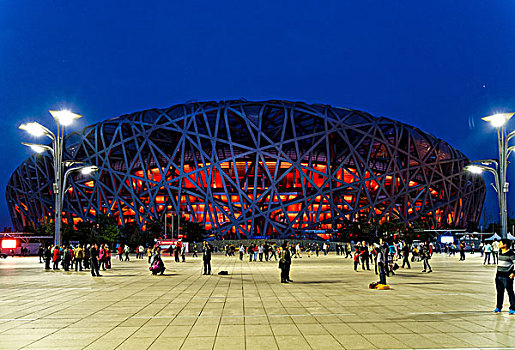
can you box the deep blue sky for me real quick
[1,1,515,230]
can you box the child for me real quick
[354,252,360,271]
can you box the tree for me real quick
[93,214,121,245]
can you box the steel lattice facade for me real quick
[7,100,485,238]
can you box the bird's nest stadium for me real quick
[7,100,485,239]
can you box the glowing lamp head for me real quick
[19,122,47,137]
[28,144,46,153]
[21,142,51,154]
[49,110,82,126]
[466,165,484,174]
[482,113,514,128]
[81,166,98,175]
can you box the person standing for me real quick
[202,241,212,275]
[279,241,292,283]
[90,243,102,277]
[493,239,515,314]
[353,251,360,272]
[239,244,245,261]
[174,245,180,263]
[259,244,264,261]
[421,242,432,273]
[99,244,106,271]
[44,245,51,270]
[181,245,186,262]
[377,239,388,284]
[360,242,370,270]
[52,245,61,270]
[484,242,492,264]
[492,239,500,264]
[74,245,84,271]
[147,247,153,263]
[84,244,91,270]
[38,245,44,263]
[117,245,123,261]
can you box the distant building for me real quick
[7,100,485,238]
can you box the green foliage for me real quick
[94,214,121,245]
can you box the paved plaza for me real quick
[0,251,514,350]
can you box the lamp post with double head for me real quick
[467,112,515,239]
[19,110,92,246]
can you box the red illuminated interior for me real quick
[64,159,446,237]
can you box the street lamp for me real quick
[468,112,515,239]
[19,110,93,246]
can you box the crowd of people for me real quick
[29,236,514,314]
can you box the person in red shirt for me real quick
[52,245,61,270]
[353,251,360,271]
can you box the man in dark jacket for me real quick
[279,241,292,283]
[377,239,389,285]
[90,243,101,277]
[43,245,51,270]
[202,241,212,275]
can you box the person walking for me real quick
[493,239,515,314]
[192,244,198,258]
[401,242,411,269]
[202,241,212,275]
[459,241,466,261]
[270,244,277,261]
[345,243,352,258]
[124,245,130,261]
[492,239,500,264]
[279,241,292,283]
[181,245,186,262]
[484,242,492,264]
[421,242,432,273]
[294,244,301,259]
[90,243,102,277]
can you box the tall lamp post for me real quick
[19,110,96,246]
[466,112,515,239]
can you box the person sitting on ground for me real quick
[150,248,166,275]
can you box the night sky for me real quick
[1,1,515,230]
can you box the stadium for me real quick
[7,100,486,239]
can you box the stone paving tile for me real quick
[0,253,514,349]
